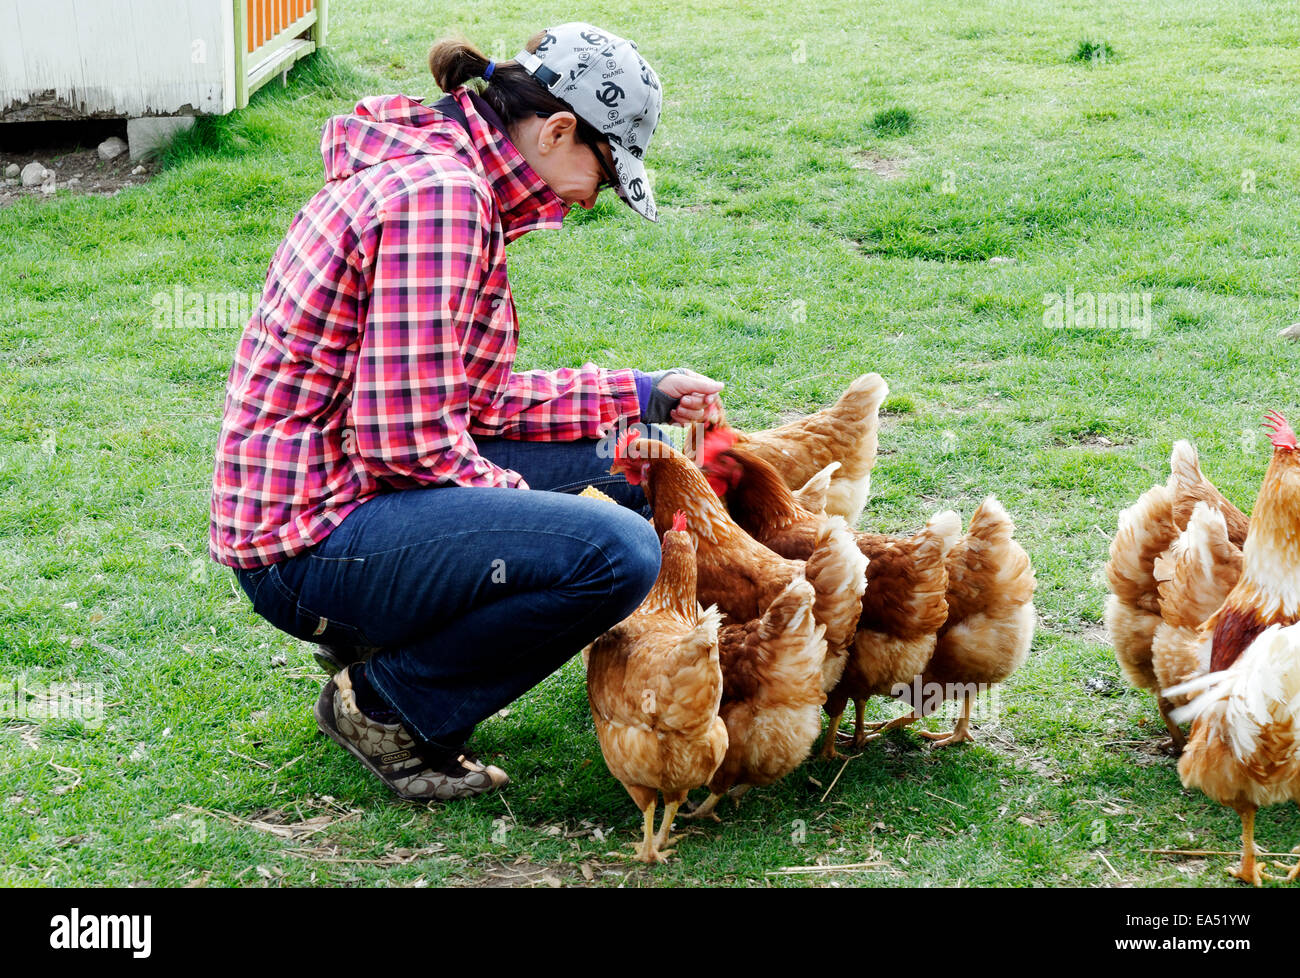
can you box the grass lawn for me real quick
[2,0,1299,887]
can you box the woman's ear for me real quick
[538,111,579,153]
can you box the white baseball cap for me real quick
[515,23,661,221]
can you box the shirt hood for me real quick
[319,89,568,241]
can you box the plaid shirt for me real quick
[210,89,641,569]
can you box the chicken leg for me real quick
[653,797,683,854]
[1156,696,1187,756]
[631,799,665,864]
[854,710,920,744]
[820,709,849,759]
[1230,806,1271,886]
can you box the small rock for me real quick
[4,163,18,178]
[40,179,56,195]
[65,176,80,187]
[3,178,16,187]
[20,161,49,187]
[1083,675,1122,696]
[97,136,127,161]
[1279,323,1300,341]
[131,165,145,176]
[987,256,1017,265]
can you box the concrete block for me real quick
[127,116,196,162]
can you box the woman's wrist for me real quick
[633,369,653,418]
[636,368,692,424]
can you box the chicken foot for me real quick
[1229,806,1276,886]
[852,703,919,745]
[856,696,977,748]
[681,783,751,823]
[631,799,665,864]
[680,791,725,822]
[914,697,976,747]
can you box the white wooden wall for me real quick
[0,0,236,121]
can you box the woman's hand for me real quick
[654,369,724,425]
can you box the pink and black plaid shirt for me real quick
[210,88,641,569]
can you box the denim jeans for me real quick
[234,433,665,750]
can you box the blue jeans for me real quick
[234,434,664,750]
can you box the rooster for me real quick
[585,512,728,864]
[694,373,889,526]
[1166,411,1300,885]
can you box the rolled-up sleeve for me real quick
[469,363,641,441]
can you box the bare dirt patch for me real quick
[851,151,906,180]
[1,146,154,206]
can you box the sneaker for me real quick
[313,667,508,801]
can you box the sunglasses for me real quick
[535,112,619,192]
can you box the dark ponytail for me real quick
[428,32,607,144]
[427,36,495,91]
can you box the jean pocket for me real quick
[298,555,374,648]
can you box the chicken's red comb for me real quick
[695,425,739,470]
[671,511,688,533]
[1263,411,1297,450]
[613,428,640,460]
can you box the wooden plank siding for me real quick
[0,0,325,122]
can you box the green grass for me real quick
[871,107,916,137]
[1072,39,1118,64]
[3,0,1299,887]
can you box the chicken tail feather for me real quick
[806,515,869,653]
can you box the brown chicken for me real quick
[699,442,960,757]
[1107,440,1250,749]
[695,373,889,526]
[1150,502,1243,704]
[585,513,728,864]
[610,434,867,676]
[1166,411,1300,885]
[1107,480,1179,715]
[871,497,1037,747]
[1168,440,1250,547]
[686,576,828,821]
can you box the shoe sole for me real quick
[313,650,345,676]
[313,683,506,802]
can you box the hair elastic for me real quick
[482,59,496,80]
